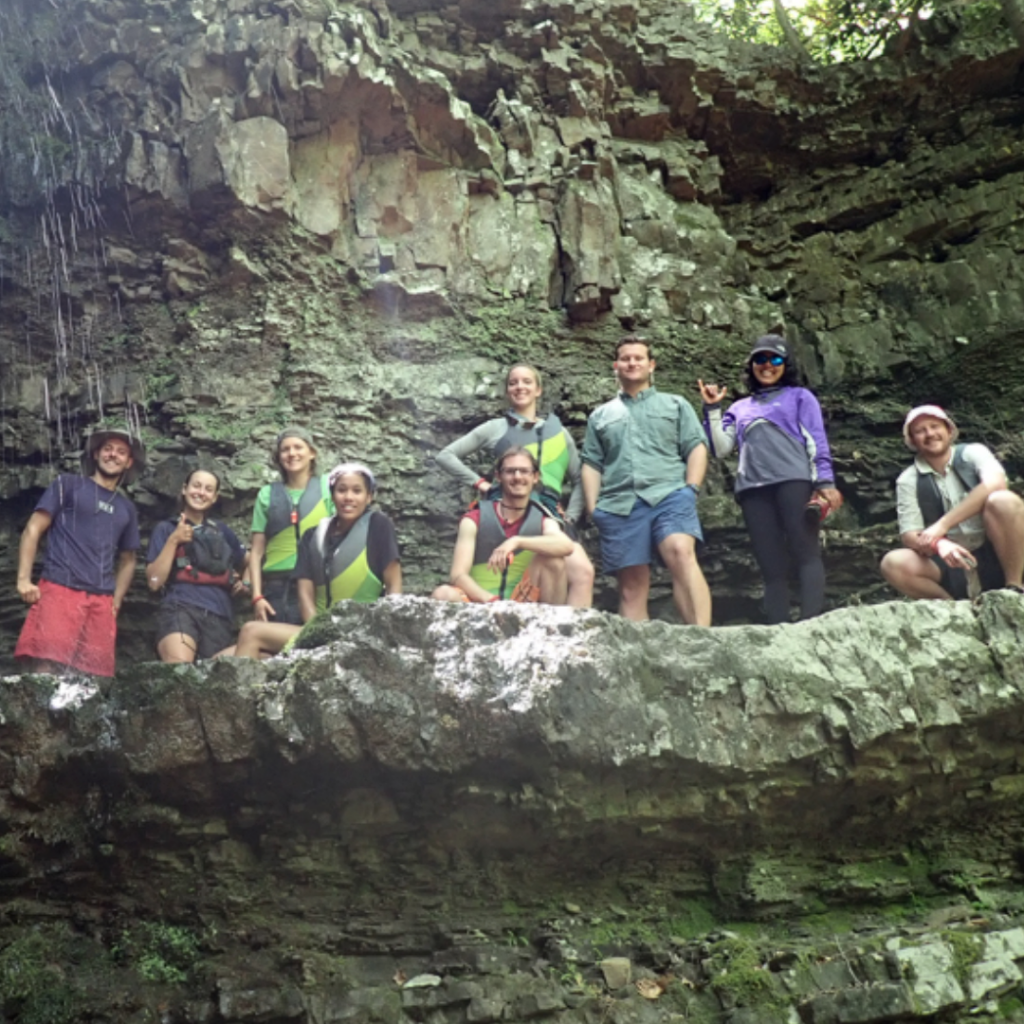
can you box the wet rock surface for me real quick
[3,596,1024,1020]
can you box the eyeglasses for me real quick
[752,353,785,367]
[500,466,535,476]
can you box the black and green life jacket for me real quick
[915,445,980,528]
[468,500,546,597]
[263,475,332,574]
[492,414,571,501]
[308,511,382,611]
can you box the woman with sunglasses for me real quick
[698,335,841,623]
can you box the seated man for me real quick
[880,405,1024,600]
[432,446,573,604]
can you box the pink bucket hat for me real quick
[903,405,958,451]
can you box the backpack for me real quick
[173,520,235,587]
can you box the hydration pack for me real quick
[173,520,234,586]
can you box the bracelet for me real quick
[251,594,266,606]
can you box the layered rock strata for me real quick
[3,595,1024,1020]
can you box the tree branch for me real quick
[773,0,812,61]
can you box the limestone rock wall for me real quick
[3,597,1024,1021]
[1,0,1023,656]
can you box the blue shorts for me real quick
[593,486,703,574]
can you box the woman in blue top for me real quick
[147,469,249,661]
[698,335,841,624]
[436,363,594,607]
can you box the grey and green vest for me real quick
[263,476,332,574]
[308,511,382,610]
[915,445,981,527]
[493,414,571,500]
[469,501,546,596]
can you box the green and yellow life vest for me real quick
[468,501,545,597]
[309,512,382,611]
[493,414,570,501]
[263,476,332,574]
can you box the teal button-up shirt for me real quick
[582,387,706,515]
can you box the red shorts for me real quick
[15,579,117,677]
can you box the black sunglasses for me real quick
[752,353,785,366]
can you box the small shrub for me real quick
[113,922,201,985]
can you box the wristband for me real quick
[686,483,701,496]
[251,594,266,606]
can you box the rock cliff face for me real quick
[1,0,1023,655]
[4,6,1024,1021]
[4,596,1024,1022]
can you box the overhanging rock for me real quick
[3,593,1024,893]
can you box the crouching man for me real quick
[432,447,573,604]
[880,405,1024,600]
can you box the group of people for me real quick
[13,333,1024,678]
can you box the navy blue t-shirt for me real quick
[37,475,140,595]
[147,518,246,620]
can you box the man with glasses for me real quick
[582,335,712,625]
[432,446,574,604]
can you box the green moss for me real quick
[112,922,202,985]
[665,900,718,940]
[801,908,859,935]
[586,920,626,948]
[290,610,337,650]
[291,949,350,988]
[945,930,984,996]
[0,927,78,1024]
[999,994,1024,1018]
[705,937,780,1009]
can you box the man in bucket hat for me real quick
[14,427,145,676]
[880,405,1024,600]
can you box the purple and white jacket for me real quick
[703,386,835,494]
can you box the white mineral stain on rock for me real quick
[427,605,594,711]
[49,678,98,709]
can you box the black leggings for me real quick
[738,481,825,624]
